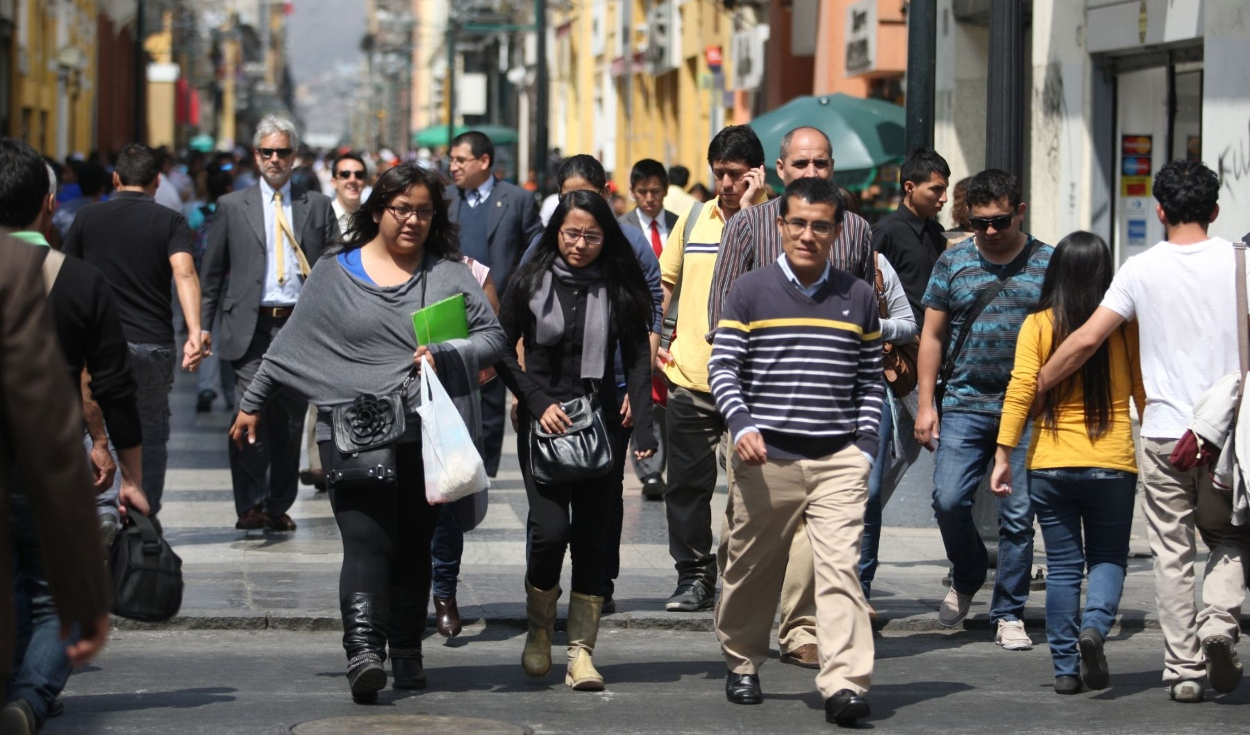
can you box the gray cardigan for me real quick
[239,252,506,442]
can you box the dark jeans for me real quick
[7,494,74,727]
[1031,467,1137,678]
[430,504,463,600]
[230,314,305,518]
[519,420,614,596]
[664,384,725,587]
[327,443,440,603]
[129,342,177,516]
[930,411,1035,622]
[480,378,506,477]
[860,390,920,597]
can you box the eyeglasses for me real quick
[782,218,836,238]
[257,147,294,159]
[787,158,833,171]
[560,228,604,246]
[449,155,481,167]
[336,170,367,180]
[968,214,1015,232]
[385,206,436,222]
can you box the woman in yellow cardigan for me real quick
[990,231,1146,695]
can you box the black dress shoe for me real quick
[602,595,616,615]
[196,390,216,413]
[726,672,763,705]
[825,689,870,726]
[641,474,666,500]
[433,596,461,638]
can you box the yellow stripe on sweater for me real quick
[718,318,879,340]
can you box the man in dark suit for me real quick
[200,115,340,532]
[0,236,112,708]
[446,130,542,477]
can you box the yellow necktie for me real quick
[273,190,311,286]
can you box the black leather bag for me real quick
[109,513,184,622]
[324,389,408,490]
[528,393,614,484]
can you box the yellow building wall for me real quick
[13,0,98,156]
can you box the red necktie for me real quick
[649,220,663,257]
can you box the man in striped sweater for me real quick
[710,177,884,726]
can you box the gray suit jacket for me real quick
[618,207,679,238]
[447,179,542,297]
[200,183,340,362]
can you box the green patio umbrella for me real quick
[748,94,906,191]
[413,124,519,147]
[188,133,216,153]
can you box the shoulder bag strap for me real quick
[660,200,704,351]
[1235,236,1249,408]
[873,252,888,318]
[938,239,1041,392]
[42,249,65,297]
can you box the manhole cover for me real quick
[291,715,530,735]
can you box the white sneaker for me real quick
[938,587,974,628]
[995,620,1033,650]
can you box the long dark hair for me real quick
[506,190,653,335]
[332,162,460,260]
[1035,231,1115,439]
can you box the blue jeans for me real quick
[1030,467,1137,678]
[860,390,894,597]
[931,411,1035,622]
[7,494,74,726]
[130,342,176,516]
[430,504,463,599]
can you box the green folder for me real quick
[412,293,469,346]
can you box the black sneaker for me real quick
[1078,628,1109,690]
[665,581,713,612]
[602,595,616,615]
[641,475,666,500]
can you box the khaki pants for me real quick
[716,444,874,697]
[1139,437,1250,683]
[718,487,818,653]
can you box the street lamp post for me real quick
[534,0,548,194]
[986,0,1024,176]
[905,0,936,152]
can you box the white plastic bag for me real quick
[417,366,489,504]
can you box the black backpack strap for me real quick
[936,239,1042,406]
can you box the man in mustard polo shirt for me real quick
[659,125,766,611]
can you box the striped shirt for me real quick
[707,196,874,337]
[710,260,885,460]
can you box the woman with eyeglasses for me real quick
[990,231,1145,695]
[229,162,505,703]
[495,189,656,692]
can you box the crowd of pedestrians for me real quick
[1,113,1247,732]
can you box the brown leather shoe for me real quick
[266,513,297,532]
[433,596,461,638]
[780,643,820,669]
[235,507,267,531]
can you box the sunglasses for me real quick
[968,214,1015,232]
[258,147,294,159]
[336,170,366,180]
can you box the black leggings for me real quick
[327,443,439,603]
[519,421,618,596]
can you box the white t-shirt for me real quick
[1101,236,1249,439]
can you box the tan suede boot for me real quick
[565,592,605,691]
[522,580,560,677]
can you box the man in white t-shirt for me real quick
[1039,160,1250,703]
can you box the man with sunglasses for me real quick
[913,169,1052,651]
[200,115,340,533]
[330,152,368,230]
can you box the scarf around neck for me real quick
[528,256,609,381]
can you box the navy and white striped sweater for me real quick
[709,261,885,461]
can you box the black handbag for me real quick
[323,373,414,490]
[108,513,184,622]
[528,392,614,484]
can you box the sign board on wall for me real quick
[1120,134,1153,197]
[845,0,877,76]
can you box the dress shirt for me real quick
[463,176,496,208]
[776,253,831,297]
[637,210,670,244]
[260,177,302,306]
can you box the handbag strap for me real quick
[939,238,1041,389]
[127,513,164,555]
[660,201,704,351]
[1235,236,1249,408]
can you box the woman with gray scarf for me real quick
[229,163,505,703]
[496,190,655,692]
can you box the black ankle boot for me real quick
[341,592,390,703]
[389,586,428,690]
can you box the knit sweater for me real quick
[709,261,885,460]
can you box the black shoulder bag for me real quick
[109,513,184,622]
[935,240,1041,415]
[528,383,615,485]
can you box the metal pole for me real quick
[534,0,549,195]
[134,0,146,143]
[447,21,457,154]
[985,0,1024,175]
[904,0,936,152]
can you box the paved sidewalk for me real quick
[141,371,1218,635]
